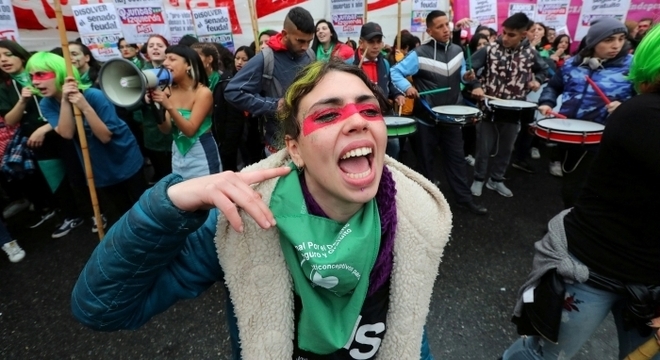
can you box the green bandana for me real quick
[208,71,220,92]
[130,56,143,69]
[270,162,381,355]
[80,71,91,86]
[10,71,30,88]
[316,44,335,62]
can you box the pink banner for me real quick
[454,0,659,42]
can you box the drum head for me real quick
[537,118,605,132]
[490,99,537,109]
[385,116,416,126]
[432,105,480,115]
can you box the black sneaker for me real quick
[29,209,57,229]
[512,161,535,174]
[52,217,85,238]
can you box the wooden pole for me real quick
[363,0,368,24]
[396,0,402,51]
[53,0,105,240]
[247,0,261,53]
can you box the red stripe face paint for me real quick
[30,72,56,81]
[302,103,384,136]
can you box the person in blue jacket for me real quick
[70,60,453,359]
[224,7,316,158]
[28,52,145,227]
[537,17,634,208]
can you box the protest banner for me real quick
[470,0,498,31]
[166,9,195,45]
[330,0,365,38]
[71,3,122,35]
[116,6,168,44]
[198,33,235,52]
[0,0,19,42]
[80,33,122,62]
[509,3,536,19]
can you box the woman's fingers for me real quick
[237,166,291,185]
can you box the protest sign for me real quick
[0,0,19,42]
[330,0,365,38]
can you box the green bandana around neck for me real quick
[270,162,381,355]
[316,43,335,62]
[11,71,30,88]
[80,71,91,86]
[130,56,143,69]
[208,71,220,92]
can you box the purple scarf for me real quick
[300,166,397,296]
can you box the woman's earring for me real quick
[296,162,305,173]
[186,69,192,77]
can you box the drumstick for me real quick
[584,76,611,105]
[482,94,504,101]
[358,45,366,68]
[418,87,451,96]
[398,105,402,116]
[548,111,567,119]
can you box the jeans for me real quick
[171,133,222,180]
[0,221,12,246]
[474,121,521,182]
[503,281,660,360]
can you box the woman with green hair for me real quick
[0,40,61,230]
[28,52,145,227]
[500,24,660,360]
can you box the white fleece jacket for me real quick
[214,149,452,359]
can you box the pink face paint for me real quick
[30,72,56,81]
[302,102,383,136]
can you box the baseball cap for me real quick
[360,22,384,40]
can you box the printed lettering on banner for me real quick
[72,4,122,35]
[536,0,570,28]
[575,12,625,41]
[166,10,195,45]
[411,10,431,32]
[117,7,168,44]
[582,0,632,14]
[0,0,19,42]
[412,0,439,11]
[330,0,365,37]
[192,7,231,36]
[469,0,498,31]
[81,33,123,62]
[197,33,235,53]
[508,3,536,20]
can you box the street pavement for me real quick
[0,145,617,359]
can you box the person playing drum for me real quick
[391,11,488,215]
[70,60,452,359]
[499,24,660,360]
[536,17,634,209]
[469,13,549,198]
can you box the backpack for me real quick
[260,46,316,98]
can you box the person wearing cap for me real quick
[353,22,406,158]
[537,17,634,208]
[499,24,660,360]
[392,10,487,216]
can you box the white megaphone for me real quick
[98,58,172,109]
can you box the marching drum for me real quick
[431,105,482,126]
[533,118,604,145]
[384,117,417,138]
[487,99,537,124]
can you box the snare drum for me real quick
[488,99,537,124]
[384,117,417,138]
[533,118,604,145]
[431,105,482,126]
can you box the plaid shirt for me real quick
[2,128,35,179]
[0,116,18,159]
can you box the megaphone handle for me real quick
[150,102,166,125]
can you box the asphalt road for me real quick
[0,144,617,359]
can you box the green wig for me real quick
[25,52,89,95]
[628,24,660,92]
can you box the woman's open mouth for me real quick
[337,143,376,187]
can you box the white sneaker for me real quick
[549,161,563,177]
[471,180,484,196]
[2,240,25,263]
[530,147,541,159]
[2,199,30,219]
[486,179,513,197]
[465,155,475,166]
[29,209,57,229]
[92,215,107,233]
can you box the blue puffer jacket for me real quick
[70,174,434,359]
[538,50,634,125]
